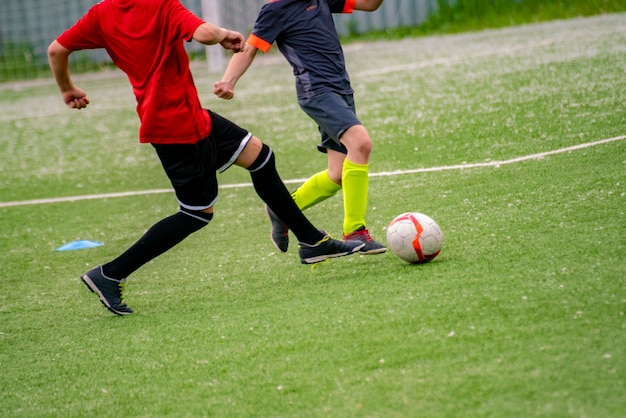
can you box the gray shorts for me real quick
[298,91,361,154]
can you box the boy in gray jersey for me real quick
[215,0,386,255]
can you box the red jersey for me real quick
[56,0,210,144]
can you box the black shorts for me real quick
[152,110,252,210]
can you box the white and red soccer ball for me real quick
[386,212,443,263]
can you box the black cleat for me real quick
[299,233,365,264]
[81,266,133,315]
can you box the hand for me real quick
[213,80,234,100]
[220,31,245,53]
[62,87,90,109]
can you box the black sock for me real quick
[102,210,211,279]
[248,145,323,245]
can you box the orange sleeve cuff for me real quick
[343,0,356,13]
[247,34,272,53]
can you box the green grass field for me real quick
[1,13,625,417]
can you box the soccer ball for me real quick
[386,212,443,263]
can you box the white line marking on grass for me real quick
[0,135,623,209]
[372,135,626,177]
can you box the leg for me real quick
[298,91,385,254]
[101,208,212,280]
[337,125,371,234]
[82,207,213,315]
[103,140,219,279]
[339,125,386,254]
[235,136,364,262]
[296,92,373,233]
[81,140,218,315]
[234,135,323,245]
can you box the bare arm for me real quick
[192,22,245,52]
[354,0,384,12]
[213,44,259,100]
[47,40,90,109]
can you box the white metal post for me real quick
[201,0,225,73]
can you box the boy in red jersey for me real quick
[49,0,363,316]
[214,0,386,255]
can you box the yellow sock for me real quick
[342,159,369,235]
[291,169,341,211]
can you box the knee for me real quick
[355,137,373,157]
[342,125,372,159]
[180,207,214,232]
[247,143,274,173]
